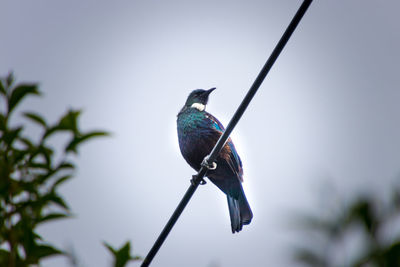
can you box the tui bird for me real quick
[177,88,253,233]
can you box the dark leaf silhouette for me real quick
[293,247,327,267]
[0,73,108,266]
[0,114,6,130]
[293,186,400,267]
[57,109,81,133]
[38,213,71,224]
[104,241,141,267]
[66,131,109,153]
[0,79,5,95]
[6,72,14,87]
[23,112,47,128]
[8,84,40,114]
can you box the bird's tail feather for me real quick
[208,176,253,233]
[227,189,253,233]
[227,195,242,233]
[239,193,253,225]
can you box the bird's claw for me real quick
[191,175,207,185]
[201,156,217,170]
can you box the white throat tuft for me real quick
[191,103,205,111]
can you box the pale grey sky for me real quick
[1,0,400,266]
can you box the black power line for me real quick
[141,1,313,266]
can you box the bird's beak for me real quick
[206,87,216,95]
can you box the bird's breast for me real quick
[177,110,218,169]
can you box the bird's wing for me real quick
[205,112,244,181]
[205,112,225,132]
[226,139,244,181]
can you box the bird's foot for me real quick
[191,175,207,185]
[201,156,217,170]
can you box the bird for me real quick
[177,87,253,233]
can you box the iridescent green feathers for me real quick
[177,88,253,233]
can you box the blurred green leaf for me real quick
[26,244,63,264]
[2,126,22,146]
[0,73,108,266]
[382,242,400,267]
[57,109,81,133]
[104,241,141,267]
[23,112,47,128]
[38,213,70,224]
[52,175,72,189]
[29,161,51,170]
[391,189,400,212]
[293,248,327,267]
[10,148,29,165]
[48,192,69,210]
[0,249,10,266]
[0,164,10,193]
[57,162,74,170]
[35,244,63,258]
[0,79,5,95]
[0,114,6,130]
[66,131,109,153]
[8,84,40,114]
[293,189,400,267]
[42,110,82,139]
[18,136,34,149]
[42,126,57,139]
[6,72,14,87]
[12,180,35,195]
[346,198,376,235]
[104,242,117,255]
[36,145,54,167]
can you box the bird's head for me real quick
[184,88,216,111]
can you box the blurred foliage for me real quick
[104,241,141,267]
[0,73,137,266]
[293,185,400,267]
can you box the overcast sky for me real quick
[1,0,400,266]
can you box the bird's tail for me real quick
[227,187,253,233]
